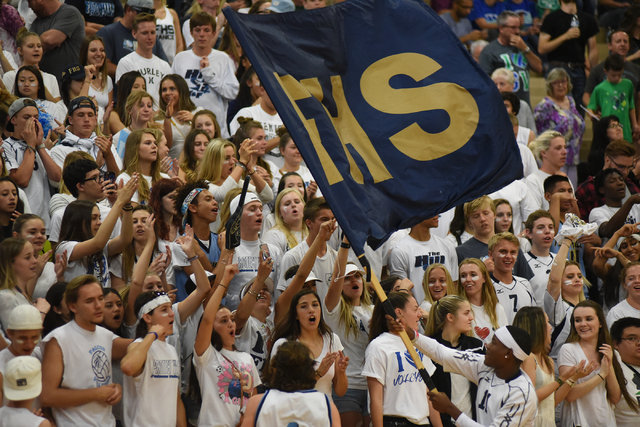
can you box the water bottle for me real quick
[571,14,579,28]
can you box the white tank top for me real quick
[123,338,180,427]
[43,320,116,427]
[255,389,332,427]
[0,407,45,427]
[156,7,177,64]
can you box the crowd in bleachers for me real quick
[1,0,640,425]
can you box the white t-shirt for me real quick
[156,7,177,64]
[49,200,121,243]
[255,389,331,427]
[606,299,640,328]
[0,347,16,406]
[589,204,640,238]
[234,316,273,373]
[33,262,57,301]
[181,19,193,48]
[518,143,538,178]
[470,302,508,346]
[123,338,180,427]
[414,334,537,427]
[2,136,53,227]
[559,342,617,427]
[277,240,337,304]
[0,289,30,335]
[271,333,343,397]
[272,164,321,198]
[491,275,536,324]
[229,104,284,168]
[0,407,45,427]
[227,239,281,311]
[116,171,170,204]
[2,69,61,100]
[157,106,203,159]
[261,228,303,255]
[388,234,459,304]
[362,332,437,425]
[324,299,373,390]
[112,128,130,161]
[543,290,574,367]
[171,48,239,138]
[115,51,171,105]
[88,76,113,110]
[490,179,538,235]
[51,130,123,172]
[57,242,111,288]
[524,251,555,308]
[616,362,640,427]
[525,169,552,210]
[193,345,261,427]
[42,321,117,427]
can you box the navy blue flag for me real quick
[225,0,523,255]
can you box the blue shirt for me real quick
[468,0,506,29]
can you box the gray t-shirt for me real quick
[479,40,531,105]
[440,12,474,46]
[30,4,85,81]
[585,60,640,95]
[455,236,535,280]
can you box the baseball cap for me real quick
[7,305,42,331]
[6,98,38,132]
[68,96,97,116]
[240,276,275,297]
[3,356,42,401]
[61,64,85,82]
[345,263,365,277]
[266,0,295,13]
[127,0,155,13]
[229,192,261,215]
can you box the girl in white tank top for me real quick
[153,1,184,64]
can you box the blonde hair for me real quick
[463,195,495,221]
[124,90,154,127]
[272,188,309,250]
[545,68,573,96]
[529,130,563,162]
[421,264,456,306]
[488,232,520,251]
[123,130,162,203]
[197,138,235,183]
[337,263,372,340]
[457,258,500,329]
[491,68,515,86]
[425,295,471,337]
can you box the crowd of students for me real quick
[0,0,640,426]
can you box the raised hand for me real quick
[317,351,339,377]
[55,250,68,281]
[318,218,337,242]
[117,173,139,205]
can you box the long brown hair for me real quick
[566,300,639,411]
[79,35,109,91]
[513,306,553,372]
[456,258,500,329]
[123,129,162,204]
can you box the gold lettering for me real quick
[360,53,479,161]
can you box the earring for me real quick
[505,355,508,359]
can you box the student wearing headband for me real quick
[120,290,186,426]
[172,181,221,302]
[390,317,537,427]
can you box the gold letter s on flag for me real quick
[360,53,480,161]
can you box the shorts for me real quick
[332,388,369,416]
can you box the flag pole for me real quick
[358,253,438,392]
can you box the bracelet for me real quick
[220,259,229,264]
[314,370,322,379]
[555,377,564,388]
[25,145,36,154]
[36,143,46,150]
[340,242,350,249]
[236,161,247,171]
[122,204,133,212]
[219,283,227,289]
[84,80,92,84]
[147,332,158,340]
[247,169,256,176]
[187,254,199,263]
[598,373,605,381]
[247,288,259,300]
[565,378,575,387]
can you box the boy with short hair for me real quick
[523,210,556,306]
[488,232,536,324]
[589,168,640,240]
[587,53,640,142]
[0,356,49,427]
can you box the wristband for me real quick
[340,242,350,249]
[566,378,575,387]
[247,169,256,176]
[555,377,564,387]
[598,373,605,381]
[236,161,247,171]
[122,203,133,212]
[147,332,158,340]
[25,145,36,154]
[524,47,531,53]
[186,254,199,263]
[36,143,46,150]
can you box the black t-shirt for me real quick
[66,0,124,26]
[540,9,599,63]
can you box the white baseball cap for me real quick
[3,356,41,401]
[7,305,42,331]
[345,263,365,277]
[229,192,261,214]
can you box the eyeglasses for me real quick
[608,122,623,129]
[83,175,102,183]
[551,80,568,86]
[608,156,634,172]
[620,336,640,344]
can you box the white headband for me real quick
[494,327,529,361]
[138,295,171,319]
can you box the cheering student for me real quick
[426,295,483,427]
[364,291,442,427]
[0,356,49,427]
[610,317,640,426]
[523,210,556,306]
[390,315,537,427]
[241,341,341,427]
[420,263,456,314]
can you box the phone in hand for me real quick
[260,243,270,261]
[105,172,116,184]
